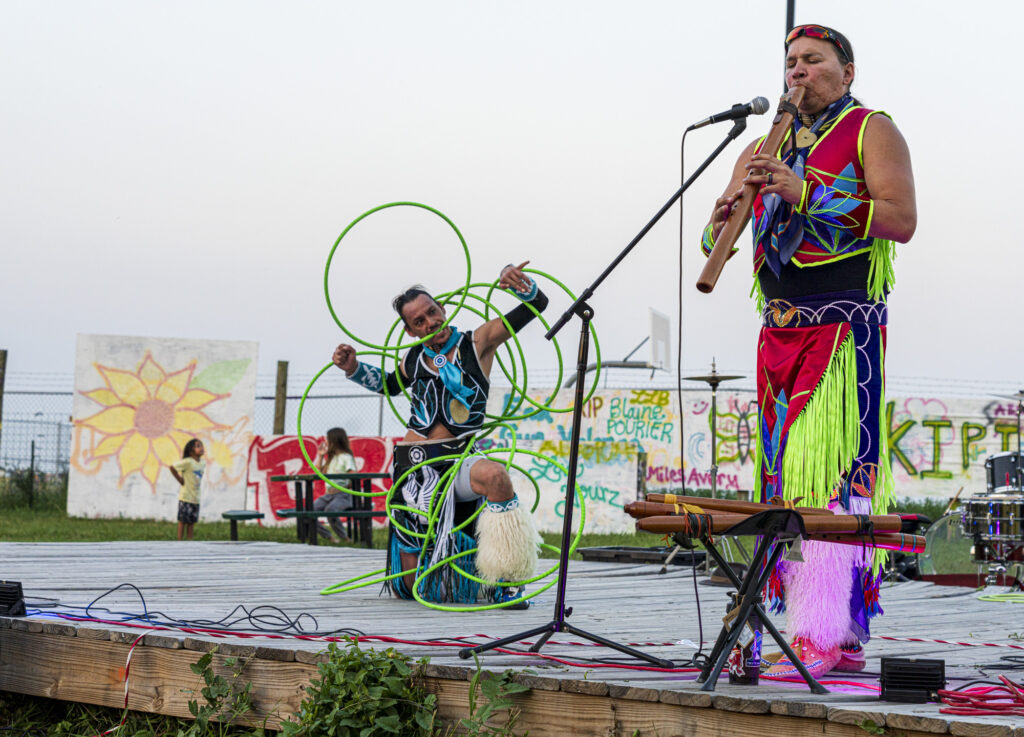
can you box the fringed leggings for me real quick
[755,291,894,646]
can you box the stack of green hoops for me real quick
[294,202,605,612]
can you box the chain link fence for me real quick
[253,392,409,438]
[0,384,412,475]
[6,365,1021,476]
[0,392,73,474]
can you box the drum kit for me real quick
[923,390,1024,587]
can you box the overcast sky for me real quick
[3,1,1020,397]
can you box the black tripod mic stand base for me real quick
[457,618,676,669]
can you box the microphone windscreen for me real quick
[751,97,770,115]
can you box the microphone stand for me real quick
[459,118,749,667]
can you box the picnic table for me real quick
[269,472,390,548]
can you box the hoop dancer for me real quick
[332,261,548,604]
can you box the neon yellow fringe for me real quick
[867,238,896,302]
[768,325,894,576]
[780,328,859,510]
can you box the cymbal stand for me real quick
[684,360,748,574]
[1017,395,1022,490]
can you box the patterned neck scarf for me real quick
[760,93,855,277]
[421,327,475,410]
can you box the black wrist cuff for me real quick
[503,288,549,333]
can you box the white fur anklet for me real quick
[475,497,540,584]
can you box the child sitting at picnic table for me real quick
[312,427,357,542]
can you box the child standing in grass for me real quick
[169,439,205,541]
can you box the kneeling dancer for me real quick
[332,261,547,603]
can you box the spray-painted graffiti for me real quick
[606,391,675,443]
[241,392,1018,536]
[490,388,740,497]
[488,388,1022,500]
[885,398,1021,496]
[242,433,640,534]
[246,435,396,526]
[508,438,640,534]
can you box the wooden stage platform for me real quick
[1,541,1022,736]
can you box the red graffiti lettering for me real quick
[247,435,397,525]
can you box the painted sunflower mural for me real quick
[73,351,248,492]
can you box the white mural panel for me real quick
[68,334,257,521]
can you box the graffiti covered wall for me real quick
[498,437,643,534]
[68,334,258,521]
[488,388,1020,500]
[885,396,1022,498]
[486,387,755,497]
[236,389,1020,534]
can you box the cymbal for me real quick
[683,372,744,385]
[992,391,1024,402]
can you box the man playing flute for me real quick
[701,24,916,678]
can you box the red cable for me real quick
[89,629,150,737]
[939,675,1024,716]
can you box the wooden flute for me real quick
[635,494,832,517]
[696,85,806,293]
[806,531,926,554]
[635,512,903,535]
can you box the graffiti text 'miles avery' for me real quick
[607,396,674,443]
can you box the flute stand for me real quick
[459,117,750,669]
[694,509,829,694]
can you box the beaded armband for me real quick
[502,264,539,302]
[500,265,548,334]
[796,181,874,240]
[485,494,521,513]
[700,222,738,257]
[515,278,538,301]
[347,362,385,393]
[700,223,716,257]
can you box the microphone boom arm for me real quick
[546,117,748,342]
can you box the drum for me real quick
[961,495,1024,542]
[919,513,975,576]
[985,451,1022,493]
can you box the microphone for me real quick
[687,97,770,131]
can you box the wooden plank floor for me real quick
[1,541,1022,736]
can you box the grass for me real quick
[0,504,667,558]
[0,474,953,558]
[0,474,655,557]
[0,690,266,737]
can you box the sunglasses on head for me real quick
[786,25,851,62]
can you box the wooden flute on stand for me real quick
[641,492,832,516]
[696,86,805,293]
[624,499,926,554]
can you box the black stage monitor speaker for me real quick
[0,580,26,616]
[879,657,945,703]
